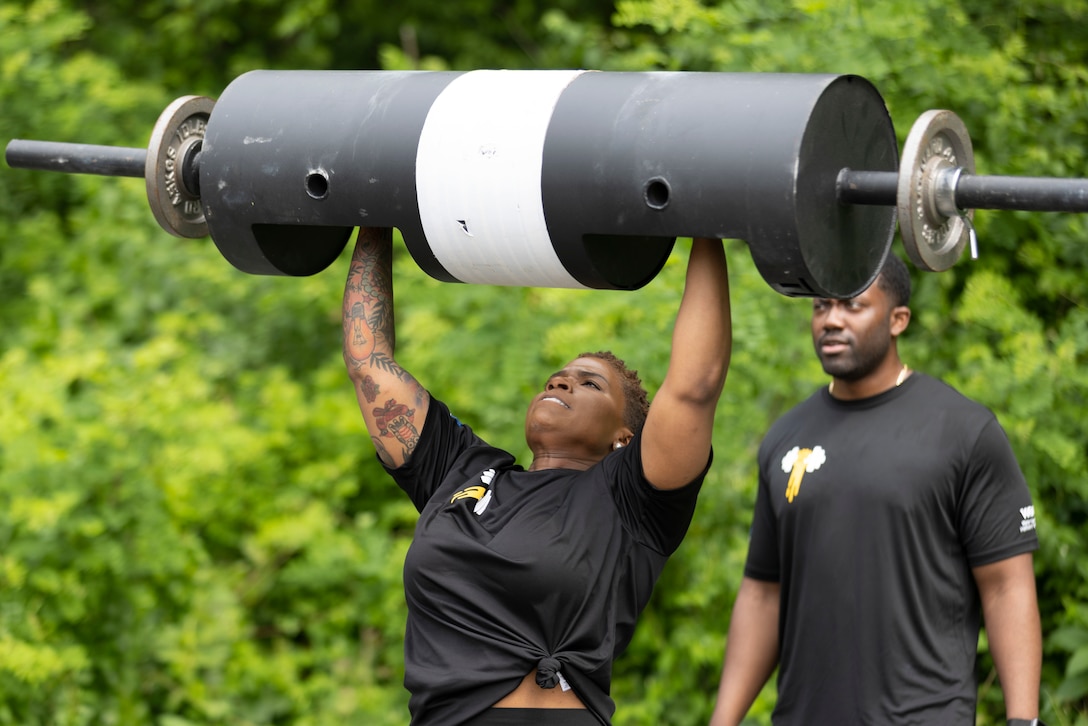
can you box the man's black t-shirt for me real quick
[746,373,1039,725]
[384,397,708,725]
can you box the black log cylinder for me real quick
[196,70,898,295]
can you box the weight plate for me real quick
[897,109,975,271]
[146,95,215,238]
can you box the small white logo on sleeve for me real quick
[474,469,496,515]
[1019,505,1036,533]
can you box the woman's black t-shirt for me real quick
[384,396,708,725]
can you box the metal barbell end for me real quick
[145,96,213,239]
[950,174,1088,212]
[838,109,1088,272]
[4,140,147,178]
[6,95,214,239]
[895,110,975,272]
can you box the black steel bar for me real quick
[956,174,1088,212]
[836,169,898,206]
[5,140,146,178]
[7,138,1088,216]
[838,169,1088,212]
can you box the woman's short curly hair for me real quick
[579,350,650,435]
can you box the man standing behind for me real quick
[710,253,1043,726]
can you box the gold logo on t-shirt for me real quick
[451,486,487,503]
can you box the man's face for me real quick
[810,281,895,382]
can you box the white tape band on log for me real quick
[415,69,588,288]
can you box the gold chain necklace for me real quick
[829,364,909,395]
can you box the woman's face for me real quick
[525,356,628,459]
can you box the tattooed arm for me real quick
[342,227,430,468]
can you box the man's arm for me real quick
[342,227,429,468]
[974,552,1042,721]
[709,576,781,726]
[640,237,731,490]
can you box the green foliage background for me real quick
[1,0,1085,723]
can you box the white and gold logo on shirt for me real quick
[450,469,497,515]
[780,446,826,503]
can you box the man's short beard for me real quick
[818,337,890,382]
[821,355,877,381]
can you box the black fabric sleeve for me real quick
[957,416,1039,567]
[743,459,780,582]
[381,396,489,513]
[604,431,709,556]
